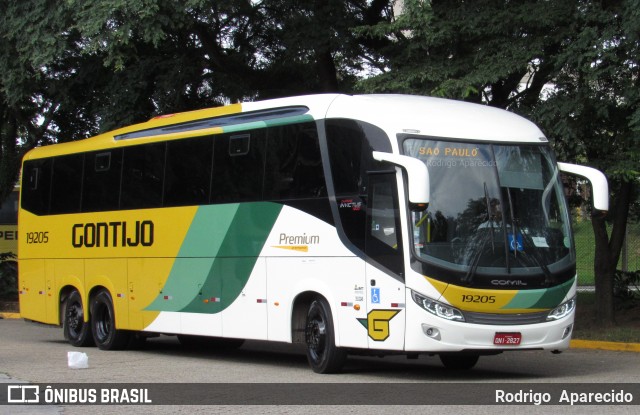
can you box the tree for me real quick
[0,0,396,200]
[359,0,640,324]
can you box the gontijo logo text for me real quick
[72,220,154,248]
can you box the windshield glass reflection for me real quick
[403,139,574,278]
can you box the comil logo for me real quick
[491,279,528,286]
[7,385,40,403]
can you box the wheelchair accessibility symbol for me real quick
[371,288,380,304]
[508,233,524,252]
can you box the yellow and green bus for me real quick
[18,94,608,373]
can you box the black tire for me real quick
[90,289,130,350]
[304,298,347,374]
[439,353,479,370]
[63,290,94,347]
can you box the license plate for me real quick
[493,332,522,346]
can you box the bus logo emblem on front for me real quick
[357,309,401,341]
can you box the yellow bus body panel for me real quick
[18,207,197,327]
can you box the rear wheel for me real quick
[304,298,346,374]
[63,290,94,347]
[90,289,130,350]
[439,353,479,370]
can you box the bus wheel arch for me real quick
[61,288,94,347]
[291,291,317,344]
[294,293,347,374]
[89,288,130,350]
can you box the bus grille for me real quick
[462,310,549,325]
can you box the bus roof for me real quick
[326,94,547,144]
[23,94,546,160]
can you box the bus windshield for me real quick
[403,139,574,281]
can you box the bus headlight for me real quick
[547,296,576,321]
[411,290,465,322]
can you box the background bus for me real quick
[0,186,19,306]
[18,94,608,373]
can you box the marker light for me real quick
[411,290,465,322]
[547,296,576,321]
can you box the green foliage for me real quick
[614,270,640,310]
[0,253,17,302]
[0,0,396,200]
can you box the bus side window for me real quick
[368,174,399,250]
[365,172,404,276]
[21,159,52,215]
[164,136,213,207]
[121,143,166,209]
[264,123,325,200]
[50,154,84,214]
[212,130,266,203]
[83,149,122,212]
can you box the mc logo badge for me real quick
[357,309,401,341]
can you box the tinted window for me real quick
[83,150,122,212]
[326,119,391,196]
[121,143,165,209]
[326,120,369,250]
[21,159,53,215]
[264,123,325,200]
[366,173,404,276]
[211,130,266,203]
[164,137,213,207]
[50,154,84,214]
[326,120,365,196]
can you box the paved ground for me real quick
[0,318,639,414]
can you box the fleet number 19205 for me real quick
[461,295,496,303]
[25,231,49,244]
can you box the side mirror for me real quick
[558,162,609,212]
[372,151,430,210]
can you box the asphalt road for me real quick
[0,318,638,414]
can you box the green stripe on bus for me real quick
[502,278,573,310]
[219,115,314,133]
[262,114,314,127]
[145,204,239,311]
[145,202,283,314]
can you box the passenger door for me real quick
[365,171,406,351]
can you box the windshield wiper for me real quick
[502,186,554,284]
[462,182,495,285]
[462,230,492,285]
[484,182,495,253]
[505,187,517,273]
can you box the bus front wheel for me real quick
[439,353,479,370]
[90,289,130,350]
[304,298,347,374]
[63,290,94,347]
